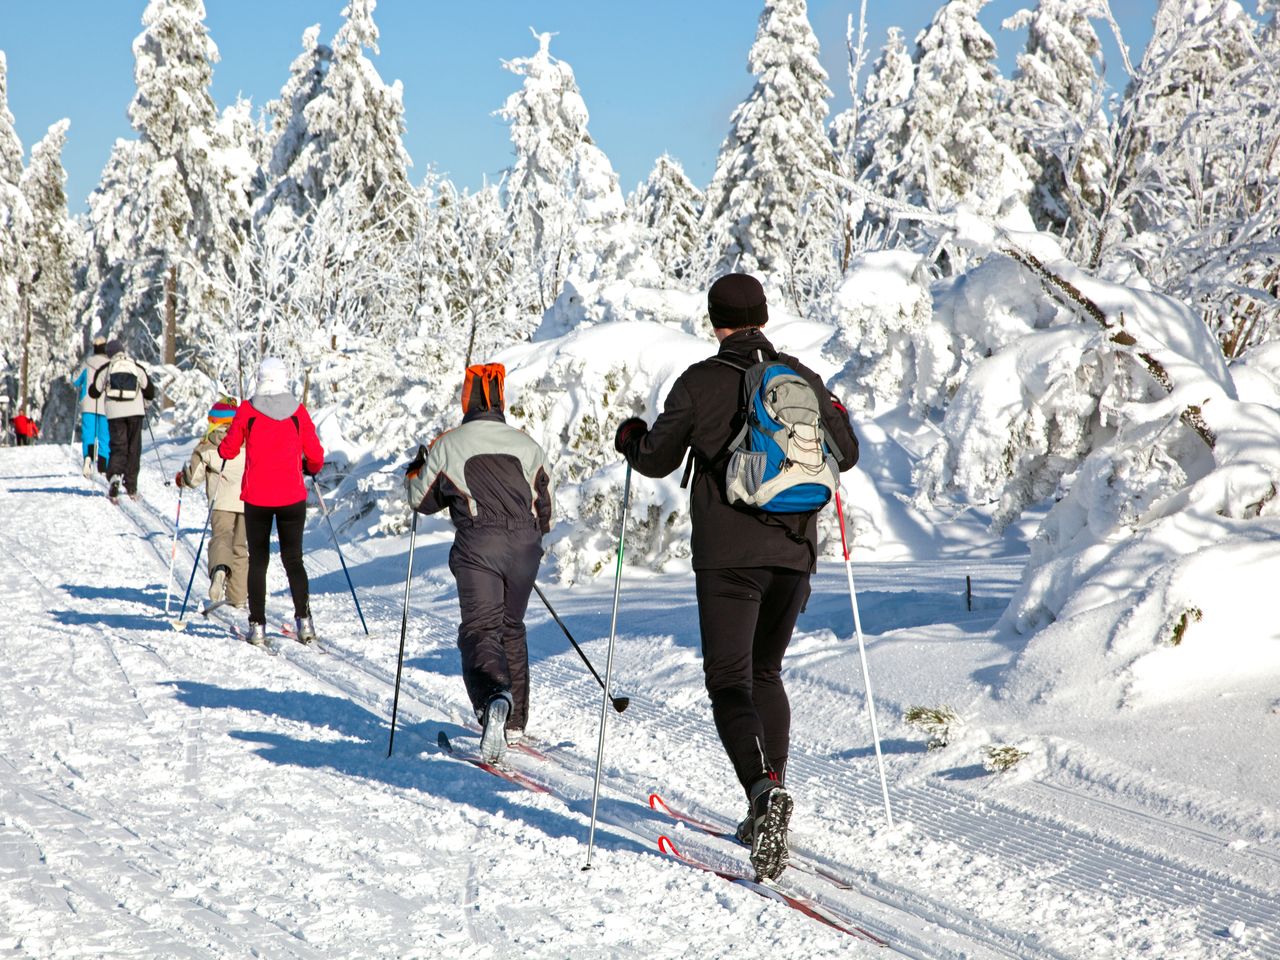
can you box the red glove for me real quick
[174,470,185,487]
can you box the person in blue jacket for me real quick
[72,336,111,475]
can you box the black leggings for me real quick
[244,500,309,624]
[695,566,811,797]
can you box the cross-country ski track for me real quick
[1,442,1275,958]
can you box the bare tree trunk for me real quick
[19,282,30,408]
[163,264,177,409]
[465,308,479,369]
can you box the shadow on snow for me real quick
[163,680,658,860]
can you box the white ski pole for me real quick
[834,487,894,827]
[164,485,184,615]
[584,463,632,870]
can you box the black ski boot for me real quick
[745,775,792,882]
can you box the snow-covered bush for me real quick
[916,238,1280,708]
[824,250,936,415]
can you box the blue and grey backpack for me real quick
[714,352,839,513]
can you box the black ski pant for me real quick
[244,500,310,625]
[694,565,811,798]
[106,415,144,494]
[449,524,542,732]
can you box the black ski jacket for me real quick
[622,328,858,571]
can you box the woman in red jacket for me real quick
[218,357,324,645]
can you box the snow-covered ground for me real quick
[2,441,1277,959]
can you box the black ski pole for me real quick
[532,582,629,713]
[387,509,419,757]
[145,417,172,487]
[309,475,369,635]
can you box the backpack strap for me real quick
[680,354,756,490]
[679,448,696,489]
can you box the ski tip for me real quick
[437,730,453,753]
[657,835,682,858]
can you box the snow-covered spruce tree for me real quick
[498,30,633,321]
[849,27,914,195]
[630,153,703,286]
[241,0,420,464]
[701,0,840,306]
[434,180,515,368]
[1103,1,1280,358]
[828,24,918,259]
[881,217,1280,700]
[256,1,411,241]
[0,52,20,188]
[255,24,332,225]
[1003,0,1111,254]
[79,140,147,350]
[357,180,513,538]
[18,120,84,436]
[120,0,248,373]
[892,0,1029,233]
[0,50,32,409]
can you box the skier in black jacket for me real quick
[405,364,554,764]
[614,273,859,882]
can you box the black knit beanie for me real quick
[708,273,768,329]
[105,339,124,357]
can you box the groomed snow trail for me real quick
[1,444,1273,958]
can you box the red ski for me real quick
[436,730,551,794]
[649,791,856,891]
[656,834,888,946]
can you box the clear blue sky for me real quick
[1,1,1155,213]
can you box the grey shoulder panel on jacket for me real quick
[250,393,301,421]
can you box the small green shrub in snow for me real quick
[904,705,958,751]
[982,745,1028,773]
[1167,607,1203,647]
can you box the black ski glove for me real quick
[614,417,647,455]
[404,445,427,481]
